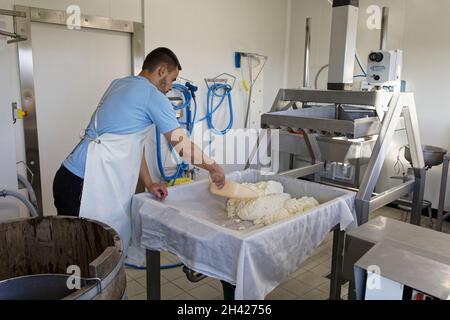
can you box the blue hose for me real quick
[156,82,233,184]
[172,83,196,135]
[156,83,196,185]
[125,262,184,270]
[160,262,184,270]
[172,82,233,135]
[156,127,189,186]
[199,83,233,135]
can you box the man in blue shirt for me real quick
[53,47,225,216]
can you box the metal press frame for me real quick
[246,88,426,299]
[13,6,145,211]
[436,154,450,231]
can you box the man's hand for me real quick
[209,163,225,189]
[163,128,226,189]
[147,183,168,201]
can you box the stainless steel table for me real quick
[342,216,450,299]
[437,153,450,231]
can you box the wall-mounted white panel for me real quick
[15,0,110,17]
[14,0,143,22]
[30,22,131,215]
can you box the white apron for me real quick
[79,86,150,253]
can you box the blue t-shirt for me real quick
[63,76,179,178]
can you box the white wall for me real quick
[401,0,450,209]
[287,0,450,209]
[144,0,288,123]
[143,0,290,175]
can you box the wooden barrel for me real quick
[0,216,126,300]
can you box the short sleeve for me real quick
[145,87,180,134]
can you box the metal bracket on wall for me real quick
[14,6,145,212]
[11,102,17,124]
[204,73,236,91]
[0,9,27,43]
[0,9,26,17]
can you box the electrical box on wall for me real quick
[366,50,403,87]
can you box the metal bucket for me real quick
[405,145,448,168]
[0,274,91,300]
[0,217,126,300]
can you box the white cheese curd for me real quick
[226,181,320,226]
[284,197,320,215]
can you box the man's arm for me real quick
[164,128,225,188]
[140,152,168,200]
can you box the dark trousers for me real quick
[53,166,84,217]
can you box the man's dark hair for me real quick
[142,47,182,72]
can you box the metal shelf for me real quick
[262,105,380,138]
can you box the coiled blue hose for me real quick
[156,82,233,185]
[155,83,196,186]
[172,83,196,135]
[156,127,188,186]
[200,83,233,135]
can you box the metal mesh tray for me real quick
[261,105,380,138]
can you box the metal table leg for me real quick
[436,155,449,231]
[348,280,356,300]
[410,168,426,226]
[403,101,426,226]
[146,249,161,300]
[303,131,323,183]
[329,226,345,300]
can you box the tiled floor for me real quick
[126,206,450,300]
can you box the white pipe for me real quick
[314,64,329,89]
[17,173,38,211]
[380,7,389,50]
[303,17,312,88]
[1,189,39,217]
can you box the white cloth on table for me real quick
[130,170,356,300]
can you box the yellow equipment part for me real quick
[242,80,250,92]
[168,177,193,186]
[17,108,27,119]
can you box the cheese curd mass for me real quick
[226,181,320,226]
